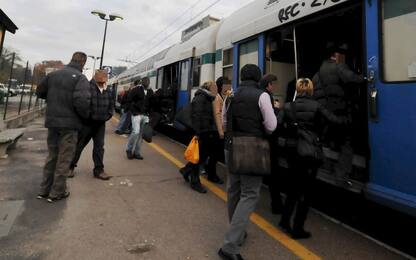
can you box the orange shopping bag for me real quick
[184,136,199,164]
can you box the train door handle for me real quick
[369,87,378,121]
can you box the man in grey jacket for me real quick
[36,52,91,203]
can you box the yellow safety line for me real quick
[112,117,321,260]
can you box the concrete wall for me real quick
[2,108,45,129]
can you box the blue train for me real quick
[111,0,416,217]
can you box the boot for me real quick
[190,170,207,194]
[291,227,311,239]
[179,165,191,182]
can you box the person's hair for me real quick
[259,74,278,90]
[71,52,87,64]
[133,79,141,86]
[141,77,150,88]
[216,77,223,96]
[201,81,217,95]
[240,64,261,82]
[94,70,108,83]
[296,78,314,96]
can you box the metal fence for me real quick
[0,52,46,121]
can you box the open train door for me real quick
[365,0,416,216]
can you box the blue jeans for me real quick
[116,109,128,132]
[126,115,148,156]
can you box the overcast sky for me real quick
[1,0,254,77]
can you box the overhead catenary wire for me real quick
[126,0,206,61]
[132,0,222,63]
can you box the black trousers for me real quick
[70,122,106,175]
[267,141,282,209]
[281,155,318,229]
[199,131,219,179]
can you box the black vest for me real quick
[231,81,264,137]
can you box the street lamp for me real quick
[88,55,101,75]
[91,10,123,69]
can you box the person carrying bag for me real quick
[218,64,277,260]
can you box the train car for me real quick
[153,17,221,124]
[115,0,416,217]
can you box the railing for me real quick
[0,52,46,121]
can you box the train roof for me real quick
[114,47,172,83]
[155,22,221,68]
[216,0,351,50]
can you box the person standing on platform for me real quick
[219,64,277,260]
[115,86,132,135]
[125,77,151,160]
[68,70,114,180]
[259,74,283,215]
[179,81,220,193]
[36,52,91,202]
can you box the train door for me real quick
[156,63,179,124]
[290,2,369,192]
[365,0,416,215]
[177,58,192,110]
[265,28,297,103]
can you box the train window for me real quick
[223,48,233,83]
[192,57,201,87]
[239,39,258,81]
[223,49,233,66]
[157,68,163,89]
[382,0,416,82]
[180,60,190,91]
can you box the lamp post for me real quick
[88,55,101,75]
[91,10,123,69]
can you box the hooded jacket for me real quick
[36,62,91,130]
[191,88,216,135]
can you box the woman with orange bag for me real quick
[179,81,220,193]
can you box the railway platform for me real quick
[0,117,409,260]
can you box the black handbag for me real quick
[142,123,153,143]
[290,102,323,162]
[227,100,271,176]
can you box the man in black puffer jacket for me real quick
[36,52,91,202]
[69,70,114,181]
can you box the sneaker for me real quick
[94,172,112,181]
[115,130,122,135]
[126,151,134,160]
[47,191,70,203]
[218,248,244,260]
[134,155,144,160]
[36,193,49,200]
[68,169,75,178]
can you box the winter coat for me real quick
[191,88,216,135]
[313,59,364,104]
[277,94,344,142]
[127,86,154,116]
[89,80,114,123]
[36,62,91,130]
[213,94,224,138]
